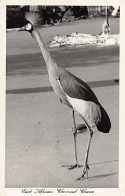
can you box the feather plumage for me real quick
[96,105,111,133]
[58,70,99,104]
[58,71,111,133]
[25,11,45,28]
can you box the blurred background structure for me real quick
[6,6,120,29]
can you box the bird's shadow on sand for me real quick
[62,159,118,181]
[87,172,117,181]
[62,159,118,168]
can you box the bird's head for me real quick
[18,11,45,34]
[18,22,33,33]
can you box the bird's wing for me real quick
[58,70,100,104]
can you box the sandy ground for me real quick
[6,17,119,188]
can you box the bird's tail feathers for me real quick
[96,106,111,133]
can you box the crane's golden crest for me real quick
[25,11,44,28]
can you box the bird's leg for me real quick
[77,124,93,180]
[68,110,80,170]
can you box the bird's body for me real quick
[17,12,111,180]
[58,69,111,132]
[37,37,110,132]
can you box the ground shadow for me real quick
[62,159,118,169]
[63,160,118,182]
[88,172,118,181]
[6,79,119,94]
[6,86,53,94]
[89,159,118,166]
[6,46,119,77]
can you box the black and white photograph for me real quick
[5,4,119,188]
[0,0,125,195]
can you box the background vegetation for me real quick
[6,6,119,29]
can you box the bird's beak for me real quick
[18,25,26,31]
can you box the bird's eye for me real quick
[26,23,32,31]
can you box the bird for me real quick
[99,6,110,36]
[112,5,119,17]
[17,11,111,180]
[102,6,110,35]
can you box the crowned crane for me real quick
[17,12,111,180]
[102,6,110,35]
[112,5,119,17]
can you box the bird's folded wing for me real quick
[58,71,99,104]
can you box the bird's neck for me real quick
[32,28,58,72]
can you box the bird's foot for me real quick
[76,173,86,181]
[68,164,80,170]
[76,164,90,180]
